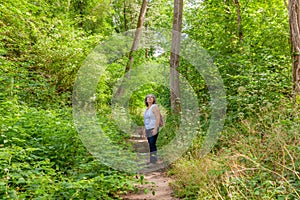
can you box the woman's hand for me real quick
[152,127,158,136]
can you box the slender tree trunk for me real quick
[170,0,183,114]
[116,0,148,98]
[125,0,148,73]
[145,23,149,58]
[234,0,243,43]
[123,1,128,31]
[288,0,300,98]
[78,0,85,27]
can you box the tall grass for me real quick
[170,100,300,199]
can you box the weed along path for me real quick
[123,128,179,200]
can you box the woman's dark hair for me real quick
[144,94,156,107]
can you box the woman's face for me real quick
[146,95,154,104]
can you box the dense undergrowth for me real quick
[0,68,136,199]
[0,1,136,198]
[170,101,300,200]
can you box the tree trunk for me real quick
[123,1,128,31]
[288,0,300,98]
[234,0,243,43]
[125,0,148,73]
[115,0,148,98]
[170,0,183,114]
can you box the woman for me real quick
[143,94,161,164]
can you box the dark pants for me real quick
[146,128,159,163]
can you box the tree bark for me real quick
[288,0,300,97]
[234,0,243,43]
[170,0,183,114]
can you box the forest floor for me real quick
[122,128,179,200]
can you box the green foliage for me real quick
[0,99,135,199]
[171,101,300,200]
[0,3,135,193]
[146,0,173,29]
[0,0,110,95]
[185,0,291,121]
[68,0,114,34]
[0,59,65,107]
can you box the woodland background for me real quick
[0,0,299,199]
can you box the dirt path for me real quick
[123,170,179,200]
[122,128,179,200]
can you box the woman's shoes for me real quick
[146,161,156,165]
[146,160,163,166]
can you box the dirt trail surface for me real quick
[123,128,179,200]
[123,171,179,200]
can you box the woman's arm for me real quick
[151,105,160,135]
